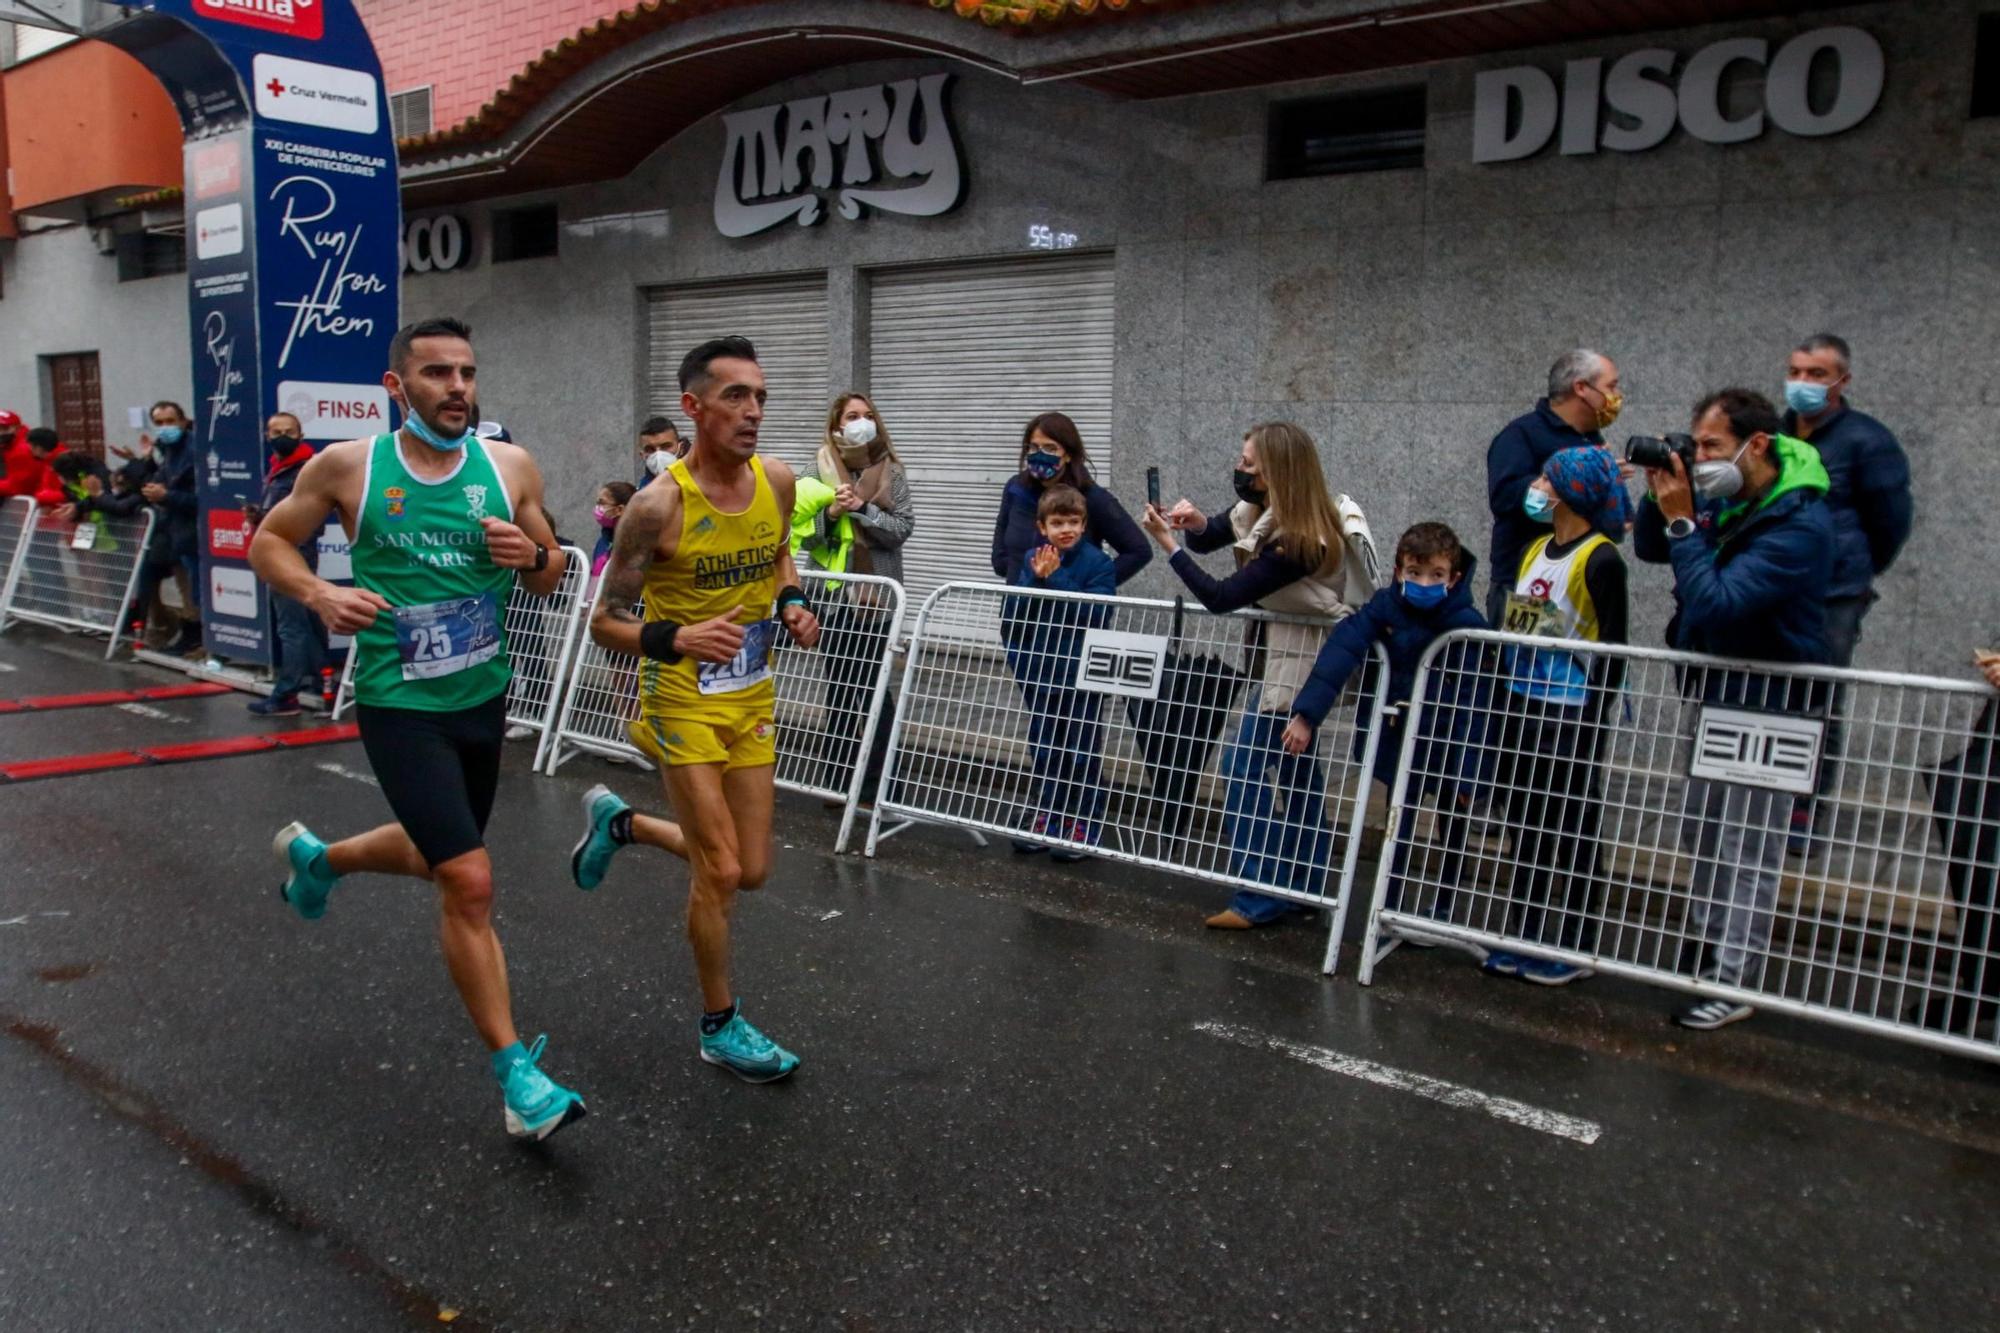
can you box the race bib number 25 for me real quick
[393,593,502,681]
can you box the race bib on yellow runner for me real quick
[697,618,778,696]
[393,593,502,681]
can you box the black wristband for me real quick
[532,543,549,572]
[639,619,682,663]
[775,585,810,613]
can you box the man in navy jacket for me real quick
[1484,349,1623,626]
[1779,333,1912,667]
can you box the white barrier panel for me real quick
[0,497,35,610]
[0,506,156,659]
[332,545,587,769]
[865,581,1390,974]
[543,569,907,854]
[1359,628,2000,1063]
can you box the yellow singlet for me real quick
[636,454,784,730]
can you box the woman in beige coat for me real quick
[1143,421,1379,929]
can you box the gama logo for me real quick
[206,509,254,559]
[197,0,324,40]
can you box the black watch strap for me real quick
[532,543,550,571]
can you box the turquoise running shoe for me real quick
[699,1006,800,1083]
[273,821,337,920]
[571,783,631,891]
[498,1035,587,1142]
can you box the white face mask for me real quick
[840,417,878,450]
[645,450,671,476]
[1692,440,1752,500]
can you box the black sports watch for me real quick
[1665,516,1697,541]
[531,543,550,572]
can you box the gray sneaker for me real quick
[1674,997,1754,1031]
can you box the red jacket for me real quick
[0,439,64,506]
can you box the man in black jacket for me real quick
[245,412,324,715]
[1484,349,1623,626]
[1780,333,1912,667]
[137,401,202,655]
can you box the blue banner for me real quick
[102,2,400,666]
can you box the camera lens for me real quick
[1624,435,1673,469]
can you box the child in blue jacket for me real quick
[1002,485,1116,862]
[1283,522,1488,918]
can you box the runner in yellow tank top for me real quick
[571,337,821,1084]
[631,452,786,766]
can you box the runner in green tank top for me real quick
[247,317,596,1143]
[348,426,517,712]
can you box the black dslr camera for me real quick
[1624,432,1697,472]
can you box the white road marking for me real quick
[1194,1021,1602,1146]
[316,761,380,788]
[0,662,16,672]
[115,702,184,723]
[0,917,28,927]
[819,910,843,922]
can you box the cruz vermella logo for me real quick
[200,0,324,40]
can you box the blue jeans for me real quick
[272,590,327,699]
[1222,697,1332,923]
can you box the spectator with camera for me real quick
[1484,349,1628,628]
[1634,388,1834,1031]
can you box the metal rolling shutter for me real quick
[866,252,1117,611]
[645,274,830,473]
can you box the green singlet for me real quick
[349,432,515,712]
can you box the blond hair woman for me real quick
[1143,421,1380,930]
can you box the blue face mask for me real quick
[154,425,184,448]
[1025,450,1063,481]
[1523,488,1556,524]
[403,408,472,453]
[1784,379,1831,416]
[1400,579,1449,609]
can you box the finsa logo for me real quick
[1076,628,1169,701]
[199,0,324,40]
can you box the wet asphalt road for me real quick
[3,623,2000,1332]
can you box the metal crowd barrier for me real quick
[864,581,1390,974]
[332,544,587,771]
[0,504,156,659]
[0,496,36,615]
[542,568,907,853]
[1357,627,2000,1064]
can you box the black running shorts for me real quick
[354,692,507,869]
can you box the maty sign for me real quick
[715,73,963,238]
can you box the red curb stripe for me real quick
[18,690,143,710]
[0,723,360,783]
[139,735,278,763]
[0,750,147,781]
[0,701,24,715]
[272,722,360,748]
[135,683,235,701]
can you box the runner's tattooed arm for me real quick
[588,480,674,657]
[484,442,567,596]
